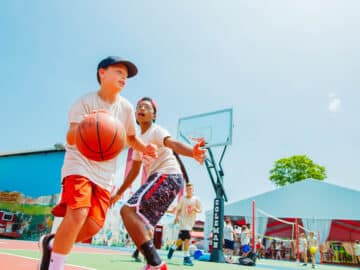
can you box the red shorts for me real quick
[52,175,111,227]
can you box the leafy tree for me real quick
[269,155,326,187]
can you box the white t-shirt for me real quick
[299,237,307,252]
[61,92,136,191]
[224,223,234,241]
[241,228,250,245]
[307,236,317,248]
[177,196,202,231]
[132,124,181,176]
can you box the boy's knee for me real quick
[120,206,127,218]
[120,205,133,218]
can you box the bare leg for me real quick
[75,218,101,243]
[121,206,152,247]
[175,239,183,249]
[52,207,89,254]
[304,252,308,264]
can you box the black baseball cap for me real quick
[97,56,138,83]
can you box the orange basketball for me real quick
[75,111,125,161]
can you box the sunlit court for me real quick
[0,239,357,270]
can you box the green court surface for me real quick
[1,248,359,270]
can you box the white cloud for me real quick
[328,93,342,113]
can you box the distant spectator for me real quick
[299,232,308,266]
[223,216,235,262]
[307,231,318,269]
[275,241,282,260]
[354,240,360,264]
[255,235,265,259]
[240,224,251,257]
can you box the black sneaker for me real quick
[132,249,141,262]
[167,247,175,260]
[132,252,142,262]
[38,234,55,270]
[183,256,194,266]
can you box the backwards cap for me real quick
[97,56,138,83]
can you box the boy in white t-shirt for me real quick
[167,183,202,266]
[38,57,157,270]
[299,232,308,265]
[308,231,318,269]
[111,97,205,270]
[223,217,235,262]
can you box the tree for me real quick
[269,155,326,187]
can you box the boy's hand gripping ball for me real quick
[75,111,125,161]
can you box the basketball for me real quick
[310,246,317,255]
[75,111,125,161]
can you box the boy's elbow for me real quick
[126,135,135,144]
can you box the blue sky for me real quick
[1,1,360,219]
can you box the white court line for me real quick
[0,251,96,270]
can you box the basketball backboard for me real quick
[177,108,233,148]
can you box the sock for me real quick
[140,240,162,266]
[184,251,190,257]
[49,252,67,270]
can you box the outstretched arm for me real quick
[110,160,142,206]
[127,134,157,158]
[164,137,206,164]
[194,200,202,214]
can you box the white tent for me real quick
[204,179,360,250]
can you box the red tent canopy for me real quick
[327,220,360,242]
[262,218,360,241]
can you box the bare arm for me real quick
[173,201,183,224]
[66,123,78,145]
[194,200,202,213]
[127,134,157,158]
[164,137,206,164]
[110,160,142,206]
[174,207,181,224]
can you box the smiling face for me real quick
[98,63,128,93]
[136,99,156,125]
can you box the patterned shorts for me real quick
[126,173,183,228]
